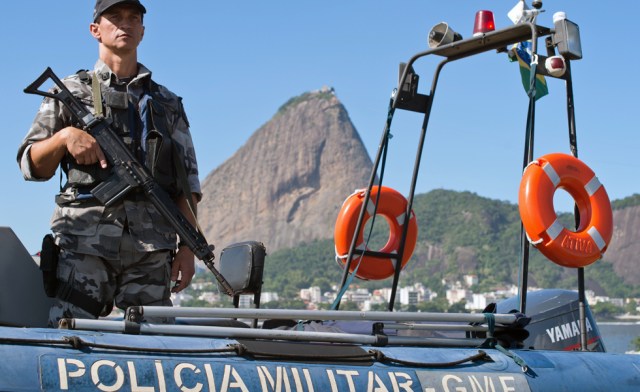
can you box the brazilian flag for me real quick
[512,40,548,100]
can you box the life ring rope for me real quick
[536,159,606,250]
[334,186,418,280]
[519,153,613,268]
[334,244,366,261]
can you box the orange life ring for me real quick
[334,186,418,280]
[519,153,613,268]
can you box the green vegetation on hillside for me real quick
[261,189,638,300]
[276,91,335,115]
[262,239,339,298]
[612,193,640,210]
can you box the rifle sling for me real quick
[91,72,104,117]
[91,71,200,239]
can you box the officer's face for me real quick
[91,5,145,55]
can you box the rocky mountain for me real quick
[607,202,640,286]
[199,90,373,256]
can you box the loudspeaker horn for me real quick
[428,22,463,48]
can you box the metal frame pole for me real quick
[564,59,588,351]
[388,60,448,310]
[518,25,541,314]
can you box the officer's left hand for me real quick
[171,248,195,293]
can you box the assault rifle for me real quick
[24,67,235,296]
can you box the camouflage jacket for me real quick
[17,60,201,259]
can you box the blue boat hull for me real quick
[2,325,638,391]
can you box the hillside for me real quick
[607,196,640,286]
[262,190,640,299]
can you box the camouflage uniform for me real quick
[17,60,201,325]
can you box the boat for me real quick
[2,1,639,390]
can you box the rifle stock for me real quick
[24,67,235,296]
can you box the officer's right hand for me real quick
[62,126,108,168]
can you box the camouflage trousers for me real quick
[49,232,173,326]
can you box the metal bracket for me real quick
[396,62,430,113]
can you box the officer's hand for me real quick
[62,126,108,168]
[171,247,195,293]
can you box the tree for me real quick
[311,277,333,294]
[448,300,467,313]
[339,301,361,311]
[180,298,212,307]
[368,303,389,311]
[591,302,624,321]
[417,298,449,312]
[261,299,307,309]
[624,300,638,315]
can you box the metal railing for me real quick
[59,307,527,348]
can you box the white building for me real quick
[198,292,220,304]
[446,288,471,305]
[237,295,254,308]
[346,288,371,309]
[261,292,279,304]
[171,292,194,307]
[464,275,479,288]
[300,286,322,304]
[400,287,420,306]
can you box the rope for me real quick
[61,336,238,355]
[484,313,496,338]
[527,53,539,99]
[526,11,541,100]
[494,344,529,373]
[480,313,530,373]
[370,349,489,368]
[0,335,236,355]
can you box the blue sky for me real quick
[1,1,638,253]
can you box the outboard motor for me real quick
[496,289,605,352]
[0,227,55,327]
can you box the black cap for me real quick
[93,0,146,22]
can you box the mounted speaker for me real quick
[428,22,462,48]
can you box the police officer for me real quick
[17,0,200,325]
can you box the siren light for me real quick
[545,55,567,77]
[473,10,495,36]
